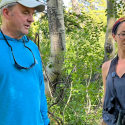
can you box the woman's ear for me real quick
[112,33,116,42]
[2,8,10,20]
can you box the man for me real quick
[0,0,50,125]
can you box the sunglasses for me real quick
[1,30,36,69]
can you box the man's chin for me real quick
[22,30,29,35]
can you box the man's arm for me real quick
[40,65,50,125]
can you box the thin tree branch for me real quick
[63,81,73,124]
[48,111,63,125]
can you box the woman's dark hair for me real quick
[112,17,125,35]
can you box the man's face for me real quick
[7,3,35,38]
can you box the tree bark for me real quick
[71,0,80,15]
[44,0,66,97]
[104,0,115,62]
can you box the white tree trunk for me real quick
[104,0,115,62]
[122,0,125,15]
[44,0,65,97]
[71,0,80,15]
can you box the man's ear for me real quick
[2,8,10,20]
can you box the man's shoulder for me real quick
[25,37,38,48]
[0,32,4,39]
[26,37,41,57]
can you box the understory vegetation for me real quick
[27,1,124,124]
[28,8,106,124]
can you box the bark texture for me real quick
[71,0,80,15]
[104,0,115,62]
[44,0,65,97]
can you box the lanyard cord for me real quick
[0,30,36,69]
[1,30,13,51]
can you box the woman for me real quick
[102,17,125,125]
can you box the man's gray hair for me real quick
[0,2,17,15]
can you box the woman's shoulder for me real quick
[102,60,112,78]
[102,60,111,70]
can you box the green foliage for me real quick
[0,0,124,123]
[61,10,105,125]
[28,14,50,65]
[28,10,106,125]
[28,2,108,124]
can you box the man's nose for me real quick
[28,14,34,23]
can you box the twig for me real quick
[86,64,92,113]
[42,63,86,124]
[63,81,73,124]
[48,111,63,125]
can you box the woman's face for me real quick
[113,22,125,51]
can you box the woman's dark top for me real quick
[102,56,125,125]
